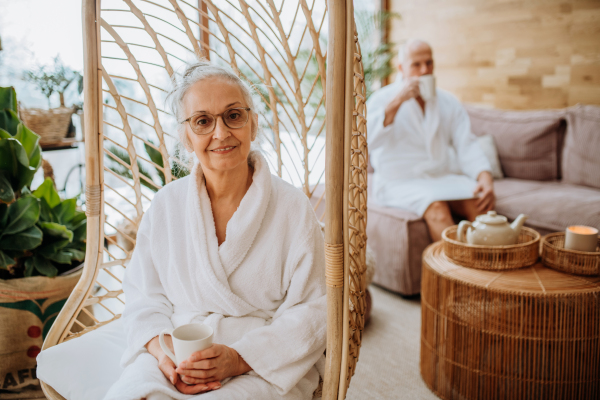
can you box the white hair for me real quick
[399,39,432,64]
[167,59,258,149]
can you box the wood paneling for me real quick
[388,0,600,109]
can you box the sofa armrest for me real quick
[367,204,430,295]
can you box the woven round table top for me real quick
[425,242,600,295]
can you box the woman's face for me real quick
[182,78,255,173]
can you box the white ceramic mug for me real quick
[159,323,214,366]
[418,74,436,101]
[564,226,599,252]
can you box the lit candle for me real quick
[565,226,599,252]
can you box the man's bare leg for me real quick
[448,198,488,222]
[423,201,455,242]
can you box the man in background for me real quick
[367,39,495,241]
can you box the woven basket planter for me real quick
[442,225,540,270]
[19,107,73,145]
[421,243,600,400]
[541,232,600,276]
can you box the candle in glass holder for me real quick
[565,226,599,252]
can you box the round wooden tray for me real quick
[420,242,600,400]
[442,225,540,270]
[541,232,600,276]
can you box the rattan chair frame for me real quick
[40,1,368,399]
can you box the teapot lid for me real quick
[477,210,507,224]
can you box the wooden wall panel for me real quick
[388,0,600,109]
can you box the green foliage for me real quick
[0,179,87,278]
[0,87,42,203]
[0,88,86,279]
[106,141,190,192]
[0,196,43,269]
[355,10,401,99]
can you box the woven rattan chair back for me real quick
[41,1,367,399]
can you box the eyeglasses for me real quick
[180,107,251,136]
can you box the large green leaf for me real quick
[32,255,58,277]
[0,109,20,136]
[0,174,15,204]
[15,164,38,193]
[24,257,35,277]
[0,87,18,113]
[36,238,71,257]
[39,222,73,241]
[0,138,29,175]
[29,144,42,171]
[53,198,77,224]
[15,123,40,160]
[0,225,43,250]
[0,128,11,139]
[38,197,58,223]
[0,250,15,269]
[33,178,61,208]
[71,219,87,242]
[47,250,74,265]
[145,142,165,185]
[2,196,40,236]
[67,248,85,262]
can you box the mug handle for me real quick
[159,328,177,365]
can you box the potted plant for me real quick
[0,87,86,392]
[20,57,82,146]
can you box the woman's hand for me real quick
[175,344,252,385]
[146,336,221,394]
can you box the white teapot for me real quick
[457,211,528,246]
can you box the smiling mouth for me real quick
[211,146,236,152]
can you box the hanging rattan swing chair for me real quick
[40,0,368,399]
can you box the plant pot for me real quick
[19,107,74,146]
[0,270,82,392]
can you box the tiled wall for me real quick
[388,0,600,109]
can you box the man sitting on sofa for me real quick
[367,39,495,242]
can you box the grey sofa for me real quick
[368,104,600,296]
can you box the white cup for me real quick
[564,226,599,252]
[418,74,436,101]
[159,323,213,366]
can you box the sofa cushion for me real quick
[562,105,600,189]
[495,178,600,235]
[465,105,566,181]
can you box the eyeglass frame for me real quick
[180,107,252,136]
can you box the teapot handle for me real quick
[457,221,472,243]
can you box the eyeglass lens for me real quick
[189,108,249,135]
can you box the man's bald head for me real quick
[398,39,434,78]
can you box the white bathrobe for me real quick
[103,152,327,400]
[367,77,491,216]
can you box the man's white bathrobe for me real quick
[103,152,327,400]
[367,78,491,216]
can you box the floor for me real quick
[346,285,438,400]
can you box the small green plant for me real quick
[355,10,401,99]
[23,56,83,108]
[0,87,86,279]
[106,142,190,192]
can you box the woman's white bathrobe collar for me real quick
[110,152,327,400]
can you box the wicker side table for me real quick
[420,242,600,400]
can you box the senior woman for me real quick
[103,61,327,400]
